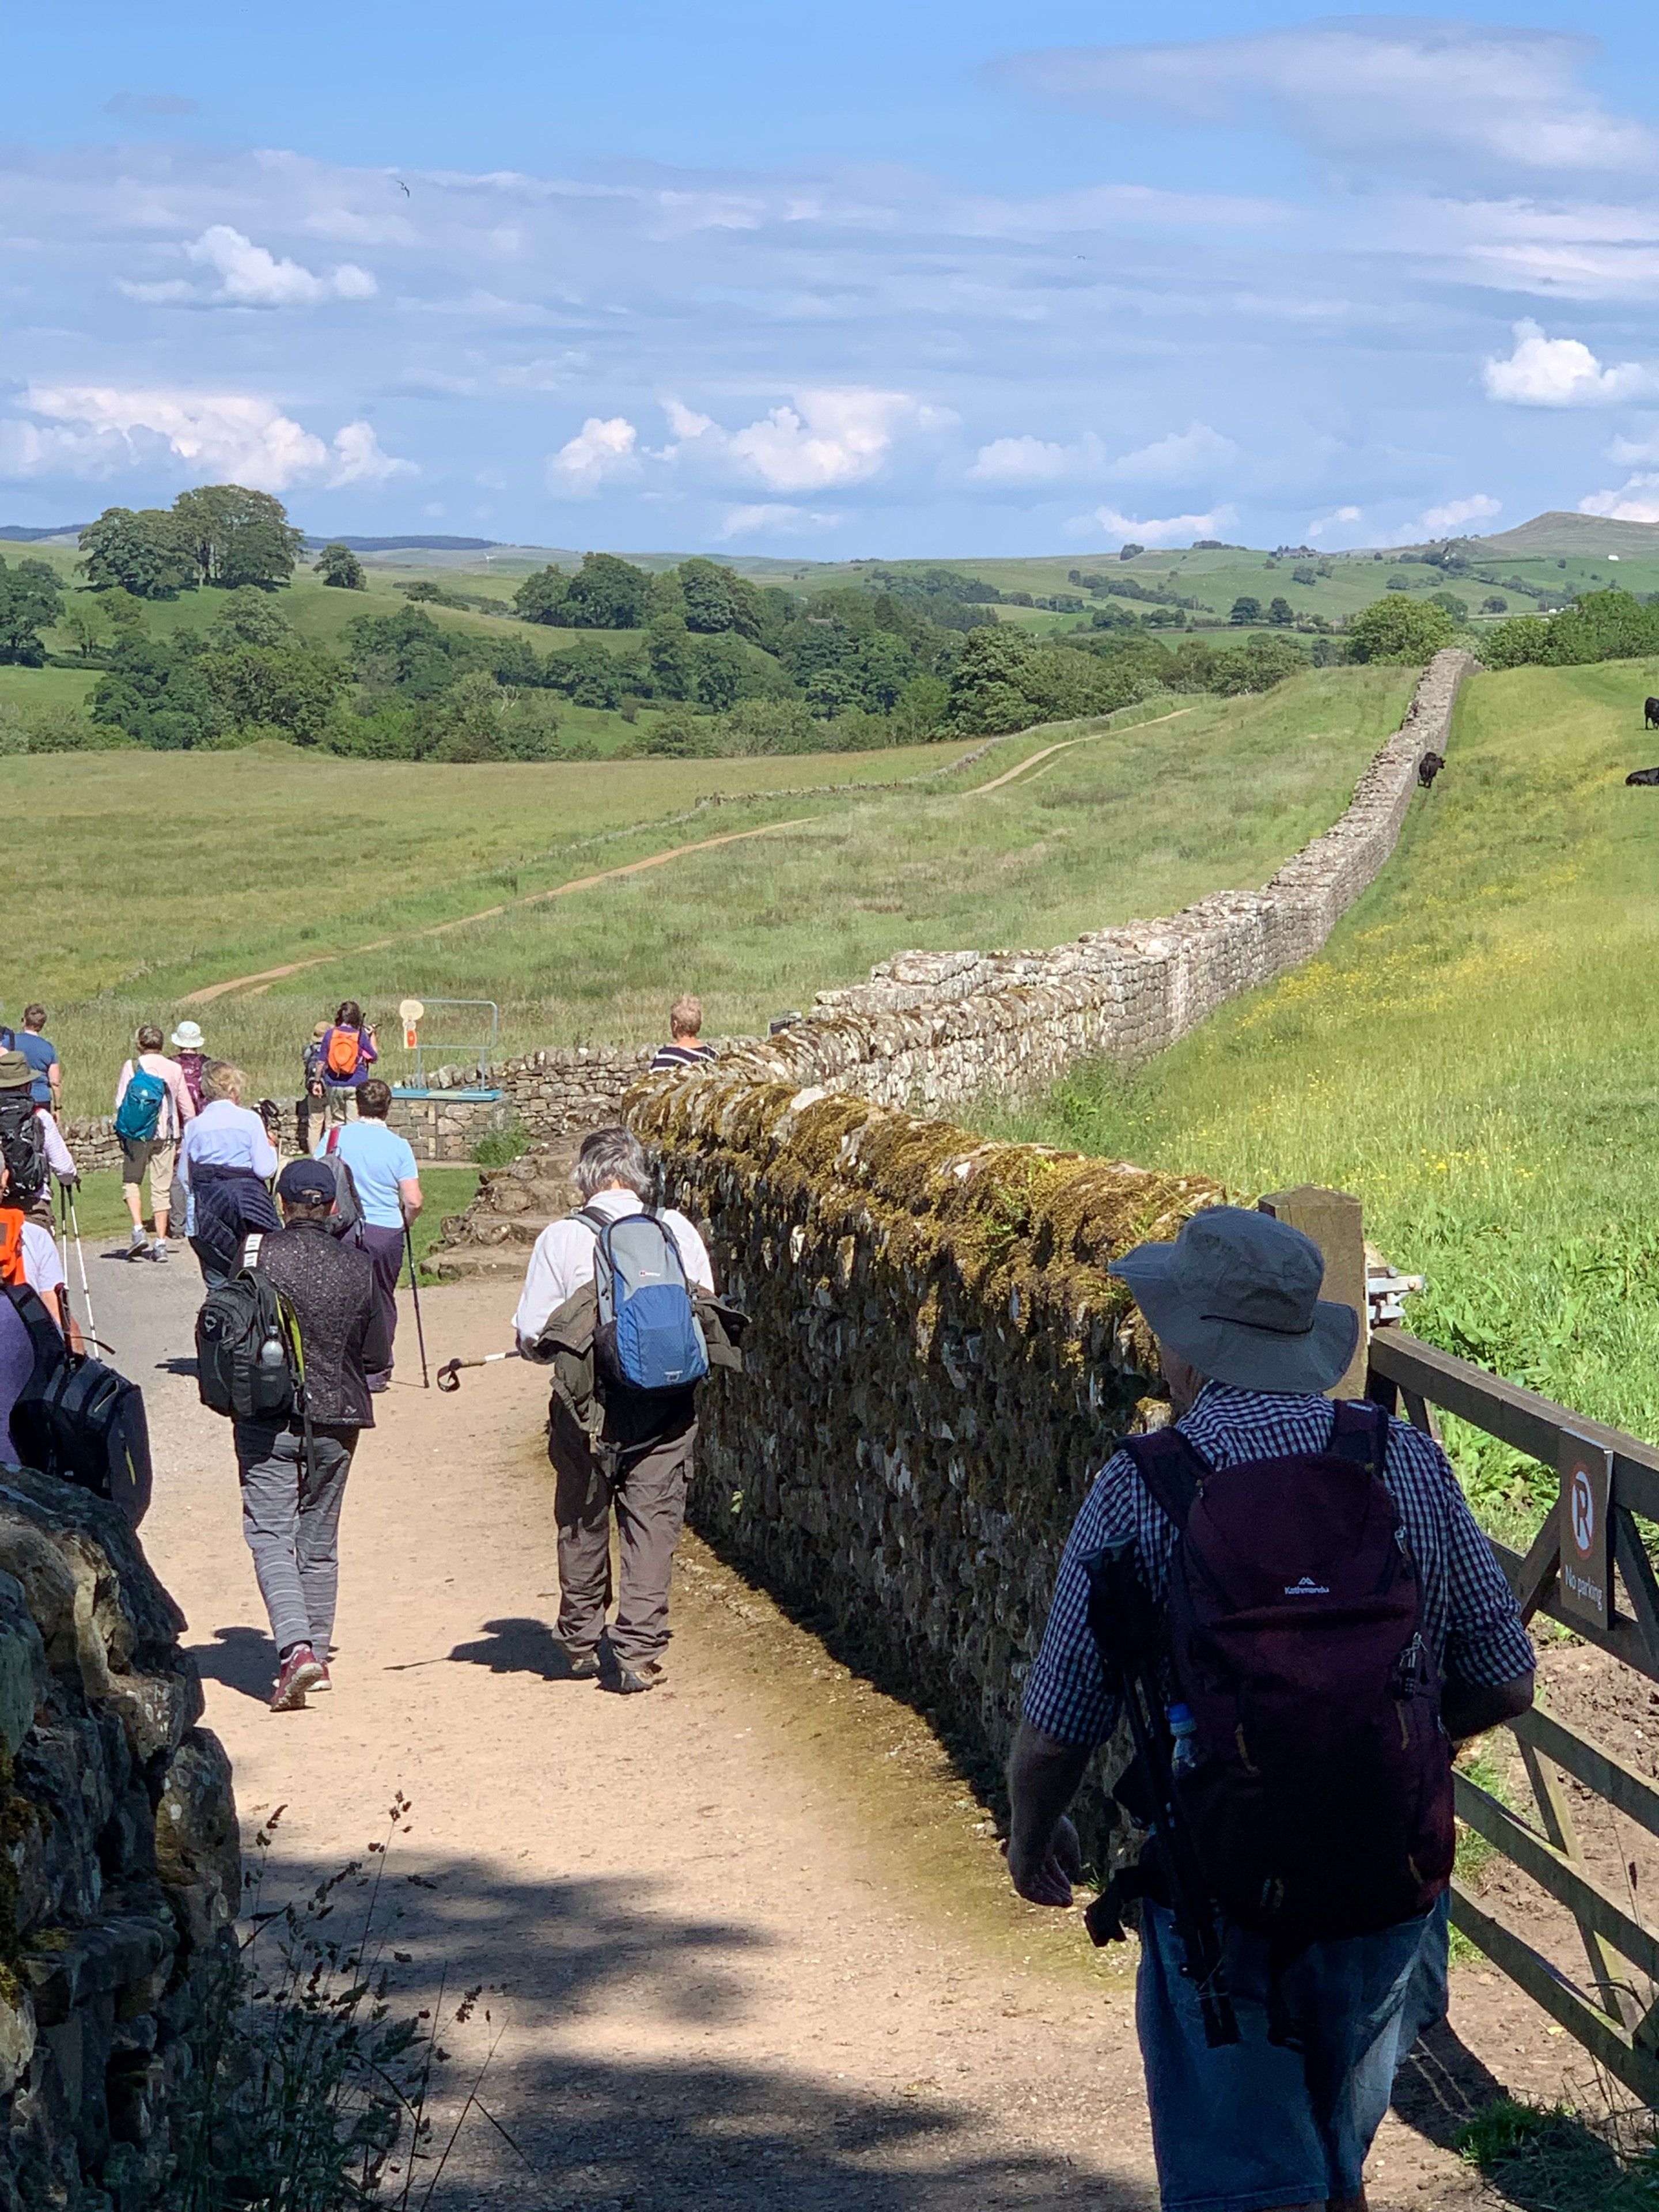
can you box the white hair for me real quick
[574,1126,653,1202]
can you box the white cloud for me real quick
[999,24,1656,177]
[1107,422,1239,484]
[969,434,1096,486]
[327,421,415,487]
[969,421,1235,489]
[118,225,377,309]
[669,388,942,493]
[1482,320,1649,405]
[546,415,639,495]
[716,502,843,539]
[0,385,411,494]
[1579,475,1659,522]
[1067,503,1237,548]
[1419,493,1502,534]
[1307,504,1363,541]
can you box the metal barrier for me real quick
[1368,1328,1659,2104]
[398,997,499,1087]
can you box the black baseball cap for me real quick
[277,1158,338,1207]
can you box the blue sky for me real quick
[7,4,1659,555]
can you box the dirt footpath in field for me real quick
[103,1254,1551,2209]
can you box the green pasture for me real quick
[1,663,1412,1115]
[986,657,1659,1544]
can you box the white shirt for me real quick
[514,1187,714,1349]
[21,1221,64,1301]
[176,1101,280,1194]
[36,1109,74,1182]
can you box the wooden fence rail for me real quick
[1368,1328,1659,2104]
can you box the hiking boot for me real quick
[127,1226,147,1259]
[607,1666,657,1695]
[641,1658,668,1685]
[271,1645,324,1712]
[311,1661,332,1692]
[563,1649,601,1680]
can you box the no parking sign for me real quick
[1558,1433,1613,1633]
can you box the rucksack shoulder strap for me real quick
[242,1233,264,1271]
[570,1208,608,1238]
[3,1281,71,1374]
[1328,1396,1389,1479]
[1121,1423,1213,1531]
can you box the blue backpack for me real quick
[577,1208,709,1396]
[115,1066,167,1143]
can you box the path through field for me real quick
[93,1253,1553,2209]
[183,817,816,1006]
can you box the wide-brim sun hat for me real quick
[1108,1204,1359,1396]
[171,1020,205,1050]
[0,1051,32,1092]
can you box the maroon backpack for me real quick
[1124,1398,1455,1946]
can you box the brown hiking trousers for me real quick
[549,1404,696,1670]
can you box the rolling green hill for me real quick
[990,656,1659,1541]
[3,664,1412,1119]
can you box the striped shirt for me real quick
[649,1041,715,1073]
[1023,1382,1535,1749]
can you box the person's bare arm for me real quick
[1006,1718,1090,1906]
[399,1176,423,1220]
[1444,1669,1534,1747]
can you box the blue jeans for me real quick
[1138,1898,1445,2210]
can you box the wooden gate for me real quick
[1368,1328,1659,2104]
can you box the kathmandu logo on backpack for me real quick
[1283,1577,1331,1597]
[579,1208,709,1395]
[115,1068,167,1142]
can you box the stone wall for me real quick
[58,1121,120,1180]
[431,650,1471,1150]
[387,1090,517,1165]
[632,1075,1218,1812]
[0,1465,238,2209]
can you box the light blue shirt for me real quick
[315,1118,419,1230]
[175,1100,280,1237]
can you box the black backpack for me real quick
[4,1285,153,1524]
[0,1093,46,1205]
[196,1233,304,1423]
[319,1132,366,1247]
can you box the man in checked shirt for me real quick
[1006,1207,1535,2212]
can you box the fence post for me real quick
[1257,1184,1369,1399]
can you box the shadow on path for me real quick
[188,1623,278,1703]
[245,1847,1155,2211]
[446,1614,578,1681]
[1393,2021,1624,2209]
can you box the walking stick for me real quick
[435,1350,521,1393]
[65,1181,99,1354]
[403,1221,430,1389]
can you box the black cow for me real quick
[1646,696,1659,729]
[1627,766,1659,786]
[1417,749,1445,789]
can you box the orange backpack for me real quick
[325,1027,362,1080]
[0,1208,26,1289]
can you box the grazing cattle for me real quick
[1627,766,1659,786]
[1646,696,1659,728]
[1417,749,1445,789]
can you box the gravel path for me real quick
[88,1244,1541,2210]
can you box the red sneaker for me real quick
[311,1661,332,1692]
[271,1645,324,1712]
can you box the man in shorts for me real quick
[113,1025,195,1262]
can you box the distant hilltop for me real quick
[5,508,1659,566]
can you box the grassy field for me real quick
[984,657,1659,1544]
[1,664,1414,1117]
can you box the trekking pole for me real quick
[403,1221,430,1389]
[435,1350,521,1393]
[65,1182,99,1355]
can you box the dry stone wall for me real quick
[632,1076,1218,1830]
[431,650,1470,1152]
[0,1465,239,2210]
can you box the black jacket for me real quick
[256,1222,390,1429]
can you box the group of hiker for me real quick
[0,972,1537,2207]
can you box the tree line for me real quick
[0,484,1484,762]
